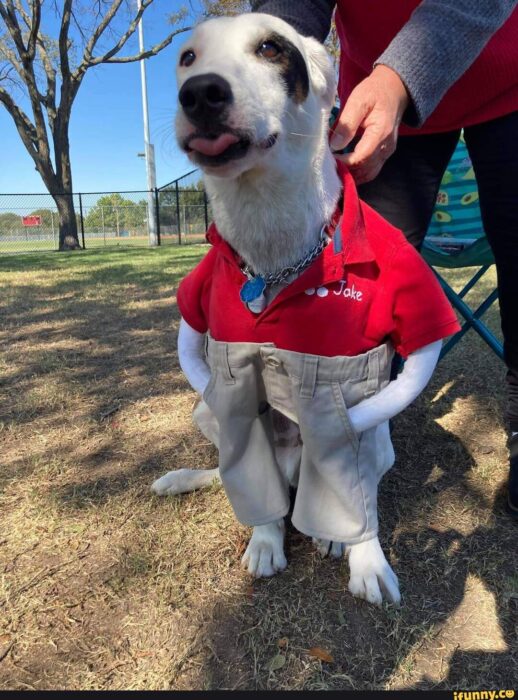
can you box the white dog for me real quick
[152,13,452,607]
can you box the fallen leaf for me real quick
[308,646,334,663]
[269,653,286,671]
[337,610,346,625]
[277,637,289,649]
[0,634,11,645]
[140,415,150,422]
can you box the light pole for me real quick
[137,0,158,246]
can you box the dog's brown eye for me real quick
[257,41,281,59]
[180,50,196,67]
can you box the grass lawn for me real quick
[0,234,207,254]
[0,247,516,691]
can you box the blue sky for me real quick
[0,1,199,194]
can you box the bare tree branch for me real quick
[0,1,27,61]
[27,0,41,60]
[0,82,39,150]
[79,0,124,70]
[12,0,30,27]
[90,25,190,65]
[0,35,25,80]
[58,0,72,80]
[1,0,51,161]
[0,61,22,89]
[1,0,189,249]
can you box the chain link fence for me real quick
[0,170,211,254]
[158,169,211,246]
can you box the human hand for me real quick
[330,65,410,184]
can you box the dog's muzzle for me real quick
[179,73,233,127]
[178,72,278,166]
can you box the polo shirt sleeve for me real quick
[388,243,461,358]
[176,247,217,334]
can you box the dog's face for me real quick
[175,13,336,178]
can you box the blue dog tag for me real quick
[240,275,266,303]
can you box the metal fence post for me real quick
[78,193,86,249]
[154,188,161,246]
[203,190,209,232]
[175,181,181,245]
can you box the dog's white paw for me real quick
[151,468,220,496]
[241,520,287,578]
[312,538,346,559]
[347,537,400,607]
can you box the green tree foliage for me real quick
[84,194,147,234]
[0,211,20,235]
[158,180,208,230]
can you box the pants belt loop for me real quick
[217,343,235,385]
[300,355,318,399]
[365,349,380,397]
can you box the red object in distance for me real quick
[21,215,41,227]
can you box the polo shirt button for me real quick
[265,356,281,368]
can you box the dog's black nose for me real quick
[179,73,233,123]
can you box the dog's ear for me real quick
[301,36,336,108]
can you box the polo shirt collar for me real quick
[333,162,375,267]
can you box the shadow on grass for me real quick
[1,249,515,690]
[0,247,207,429]
[169,334,515,689]
[184,379,516,690]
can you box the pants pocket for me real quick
[202,372,218,405]
[331,382,360,451]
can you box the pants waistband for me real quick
[206,337,393,393]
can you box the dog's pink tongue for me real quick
[189,133,239,156]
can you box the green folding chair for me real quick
[421,135,503,361]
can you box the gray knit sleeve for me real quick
[376,0,518,127]
[250,0,336,42]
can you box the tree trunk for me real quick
[52,106,81,251]
[54,192,81,250]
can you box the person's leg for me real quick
[358,130,461,249]
[464,111,518,516]
[358,129,461,379]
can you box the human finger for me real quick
[330,97,370,153]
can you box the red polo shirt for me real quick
[177,168,460,358]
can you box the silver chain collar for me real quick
[241,226,328,287]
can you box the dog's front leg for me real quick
[347,537,400,606]
[151,320,221,495]
[241,519,287,578]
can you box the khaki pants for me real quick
[203,337,393,543]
